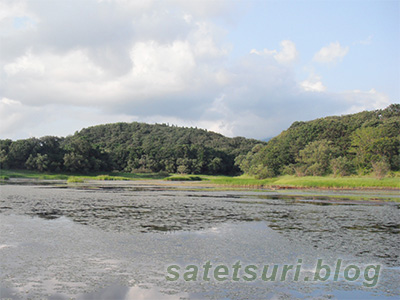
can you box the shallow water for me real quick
[0,180,399,299]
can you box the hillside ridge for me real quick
[236,104,400,178]
[0,121,263,175]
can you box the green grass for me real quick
[205,175,400,188]
[0,169,70,180]
[66,175,132,184]
[67,176,85,183]
[206,175,277,187]
[270,175,400,189]
[107,172,169,180]
[200,174,399,189]
[1,169,399,189]
[0,169,171,182]
[165,175,204,181]
[95,175,131,181]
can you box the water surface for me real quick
[0,180,399,299]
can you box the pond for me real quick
[0,179,399,299]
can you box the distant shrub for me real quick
[331,156,354,177]
[281,164,296,176]
[131,168,153,174]
[293,165,308,177]
[372,159,390,179]
[157,171,170,177]
[67,176,84,183]
[254,167,276,179]
[96,175,114,180]
[0,175,9,180]
[96,175,130,181]
[306,163,326,176]
[166,176,203,181]
[297,139,338,176]
[177,165,189,174]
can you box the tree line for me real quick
[1,105,398,177]
[0,122,262,175]
[235,104,400,178]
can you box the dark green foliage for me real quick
[0,136,65,171]
[0,139,12,169]
[166,176,203,181]
[26,153,50,172]
[62,122,261,174]
[331,156,354,177]
[350,126,399,172]
[0,123,262,175]
[297,140,339,176]
[371,158,391,179]
[7,138,41,169]
[238,104,400,178]
[62,136,111,173]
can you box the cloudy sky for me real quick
[1,0,399,140]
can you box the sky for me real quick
[0,0,399,140]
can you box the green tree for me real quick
[0,139,12,169]
[208,157,222,174]
[63,152,90,173]
[7,138,40,169]
[236,105,399,178]
[176,158,191,174]
[62,137,109,173]
[330,156,354,177]
[297,140,338,176]
[350,127,398,172]
[372,159,390,179]
[25,153,50,172]
[38,136,64,171]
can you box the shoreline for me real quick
[1,169,399,192]
[0,177,400,196]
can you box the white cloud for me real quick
[313,42,349,63]
[0,97,42,137]
[183,13,193,24]
[341,88,390,114]
[97,0,154,12]
[300,74,326,92]
[0,97,139,139]
[3,50,44,75]
[0,98,24,135]
[170,0,238,19]
[190,22,229,59]
[128,40,196,95]
[0,0,34,22]
[3,49,109,106]
[4,49,104,81]
[0,1,394,140]
[274,40,299,64]
[251,40,298,64]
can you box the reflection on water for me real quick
[0,182,399,266]
[0,180,399,299]
[77,285,189,300]
[0,283,189,300]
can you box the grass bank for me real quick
[0,169,70,180]
[205,174,400,189]
[268,175,400,189]
[0,169,169,182]
[1,169,399,189]
[165,175,203,181]
[161,173,400,189]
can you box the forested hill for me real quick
[0,122,263,175]
[236,104,400,178]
